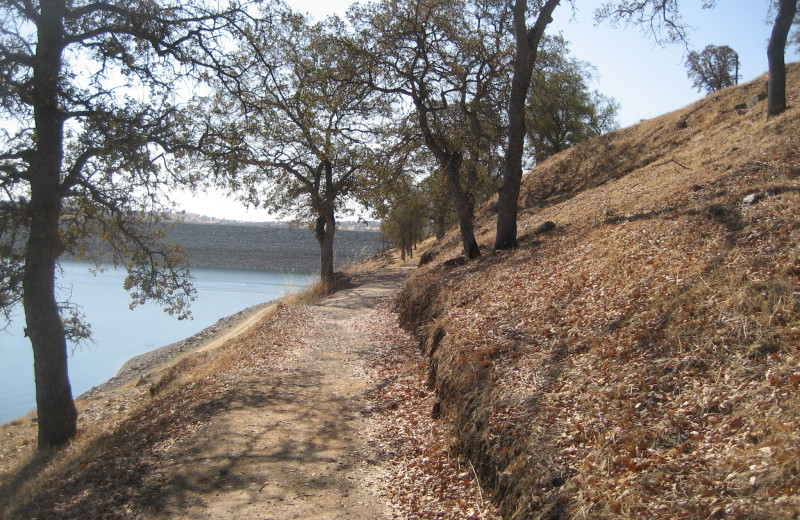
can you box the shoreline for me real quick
[78,300,278,400]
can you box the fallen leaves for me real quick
[399,127,800,518]
[361,297,501,520]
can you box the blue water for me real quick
[0,261,315,424]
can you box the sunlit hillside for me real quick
[397,63,800,519]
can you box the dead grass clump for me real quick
[282,270,363,306]
[147,304,288,397]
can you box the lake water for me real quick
[0,261,316,424]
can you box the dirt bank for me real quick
[80,301,278,399]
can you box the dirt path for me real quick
[139,269,411,519]
[3,262,498,519]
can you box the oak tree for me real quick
[381,188,428,261]
[684,44,739,94]
[350,0,512,259]
[208,5,382,283]
[767,0,798,116]
[492,0,560,251]
[598,1,798,116]
[0,0,245,448]
[527,35,620,162]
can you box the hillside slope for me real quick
[397,64,800,519]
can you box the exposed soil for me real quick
[138,269,408,519]
[1,262,498,519]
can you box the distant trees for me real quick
[423,170,459,240]
[527,36,620,162]
[0,0,245,448]
[684,45,739,94]
[381,190,428,261]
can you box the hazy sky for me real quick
[177,0,799,221]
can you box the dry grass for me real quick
[0,271,338,517]
[396,64,800,519]
[3,63,797,520]
[0,302,311,518]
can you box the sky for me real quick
[177,0,799,221]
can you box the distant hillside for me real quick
[174,212,381,232]
[167,222,383,273]
[397,63,800,519]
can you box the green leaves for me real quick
[208,2,383,227]
[527,35,620,162]
[685,44,739,94]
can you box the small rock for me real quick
[742,192,763,205]
[443,256,467,268]
[735,92,767,114]
[535,221,556,234]
[418,250,437,267]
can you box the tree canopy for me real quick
[684,44,739,94]
[204,4,384,282]
[349,0,514,258]
[527,35,620,163]
[0,0,247,448]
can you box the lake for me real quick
[0,224,382,425]
[0,262,316,424]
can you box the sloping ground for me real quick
[1,266,499,519]
[396,64,800,519]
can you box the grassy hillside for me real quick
[396,64,800,519]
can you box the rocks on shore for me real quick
[79,302,272,399]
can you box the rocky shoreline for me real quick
[79,301,275,399]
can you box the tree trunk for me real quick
[25,0,78,449]
[767,0,797,117]
[445,152,480,258]
[495,0,560,251]
[24,211,77,449]
[315,211,336,284]
[434,215,445,241]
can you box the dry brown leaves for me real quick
[3,289,503,519]
[1,305,311,519]
[357,296,501,520]
[406,68,800,519]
